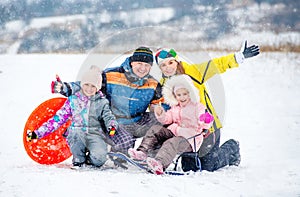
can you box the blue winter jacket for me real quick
[62,58,163,125]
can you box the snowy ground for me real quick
[0,52,299,197]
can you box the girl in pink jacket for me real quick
[128,74,213,174]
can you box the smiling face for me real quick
[82,83,97,97]
[131,61,152,78]
[159,59,179,77]
[174,88,191,107]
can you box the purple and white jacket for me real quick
[35,91,117,139]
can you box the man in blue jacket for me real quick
[53,47,164,138]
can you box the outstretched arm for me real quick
[184,40,260,84]
[28,100,72,140]
[235,40,260,64]
[51,75,81,97]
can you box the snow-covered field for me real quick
[0,52,299,196]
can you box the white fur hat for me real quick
[162,74,200,106]
[81,65,102,91]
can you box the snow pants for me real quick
[199,129,240,172]
[137,125,193,169]
[67,131,107,167]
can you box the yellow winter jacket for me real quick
[160,53,239,134]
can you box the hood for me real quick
[162,74,200,106]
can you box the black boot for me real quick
[71,162,85,170]
[228,140,241,166]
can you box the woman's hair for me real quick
[176,61,185,74]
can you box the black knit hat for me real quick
[129,46,153,66]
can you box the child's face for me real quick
[160,59,178,77]
[82,83,97,97]
[174,88,190,107]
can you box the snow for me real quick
[4,20,26,33]
[0,52,300,196]
[14,7,174,31]
[2,3,299,54]
[29,14,88,29]
[118,7,175,26]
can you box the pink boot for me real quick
[146,157,164,175]
[128,148,147,161]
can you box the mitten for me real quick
[199,112,214,124]
[108,127,116,137]
[51,74,63,93]
[26,130,38,142]
[108,120,119,137]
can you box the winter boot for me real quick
[228,140,241,166]
[71,162,85,170]
[128,148,147,161]
[146,157,164,175]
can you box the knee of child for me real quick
[148,125,164,135]
[88,147,107,165]
[89,154,107,167]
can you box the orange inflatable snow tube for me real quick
[23,97,72,165]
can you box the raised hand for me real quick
[242,40,260,58]
[51,74,63,93]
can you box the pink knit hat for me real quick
[81,65,102,91]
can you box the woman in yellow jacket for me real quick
[154,41,259,171]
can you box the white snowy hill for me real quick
[0,49,299,196]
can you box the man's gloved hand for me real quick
[242,40,260,58]
[51,74,63,93]
[26,130,38,142]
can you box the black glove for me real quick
[242,40,260,58]
[26,130,38,142]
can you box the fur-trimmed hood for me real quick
[162,74,200,106]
